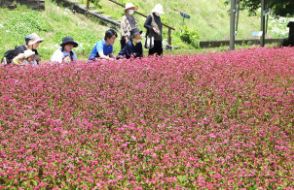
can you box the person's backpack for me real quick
[1,46,26,64]
[144,14,158,49]
[1,49,17,64]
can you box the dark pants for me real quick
[148,40,163,56]
[120,36,127,50]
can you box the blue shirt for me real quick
[88,40,113,60]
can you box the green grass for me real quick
[0,0,290,60]
[0,0,109,60]
[84,0,289,40]
[75,0,291,53]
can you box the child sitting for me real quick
[12,49,37,65]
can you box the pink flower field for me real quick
[0,48,293,189]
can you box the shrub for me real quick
[179,25,200,48]
[0,48,293,189]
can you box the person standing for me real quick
[144,4,164,56]
[120,2,138,50]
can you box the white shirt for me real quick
[50,48,78,63]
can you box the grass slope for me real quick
[0,0,109,60]
[0,0,291,60]
[79,0,292,47]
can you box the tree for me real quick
[226,0,294,17]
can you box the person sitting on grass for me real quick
[118,28,143,59]
[12,49,37,66]
[88,29,117,61]
[2,33,43,65]
[51,36,78,64]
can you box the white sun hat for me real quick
[152,4,164,15]
[23,49,35,58]
[125,2,137,10]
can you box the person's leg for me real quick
[148,46,156,56]
[150,41,162,56]
[120,37,126,50]
[156,40,163,56]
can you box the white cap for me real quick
[152,4,164,15]
[125,3,137,10]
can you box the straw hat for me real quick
[25,33,43,46]
[125,2,137,11]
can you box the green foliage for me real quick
[76,0,289,52]
[0,1,109,60]
[179,26,200,48]
[96,0,276,41]
[0,0,290,60]
[225,0,294,17]
[3,11,53,36]
[89,0,101,8]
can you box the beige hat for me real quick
[152,4,164,15]
[23,50,35,58]
[25,33,43,46]
[125,2,137,10]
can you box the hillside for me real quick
[88,0,291,41]
[0,0,292,60]
[0,0,109,60]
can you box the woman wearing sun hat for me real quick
[120,2,138,50]
[144,4,164,56]
[51,36,78,64]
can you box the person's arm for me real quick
[144,15,152,31]
[118,44,129,59]
[96,42,109,59]
[95,41,115,60]
[50,49,63,63]
[30,49,41,64]
[108,46,116,59]
[144,15,160,34]
[98,50,112,60]
[12,53,25,65]
[121,16,129,37]
[117,49,126,59]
